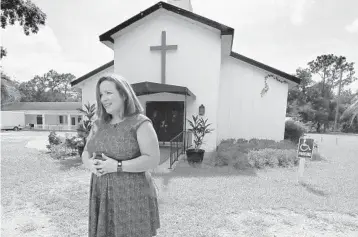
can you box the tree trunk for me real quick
[334,70,344,131]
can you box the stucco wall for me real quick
[217,57,289,143]
[81,65,115,110]
[113,10,222,150]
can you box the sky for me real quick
[1,0,358,92]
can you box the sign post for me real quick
[297,137,314,183]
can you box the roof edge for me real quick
[99,1,234,44]
[230,52,301,84]
[71,60,114,87]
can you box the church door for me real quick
[146,101,184,142]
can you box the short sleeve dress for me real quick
[85,114,160,237]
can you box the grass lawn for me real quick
[1,132,358,236]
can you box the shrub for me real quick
[210,149,250,170]
[48,143,77,159]
[284,120,307,144]
[48,131,61,146]
[212,138,303,170]
[248,149,298,169]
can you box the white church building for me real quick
[71,0,300,151]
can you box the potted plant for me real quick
[76,102,96,156]
[186,115,214,164]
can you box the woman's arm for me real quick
[81,124,97,172]
[121,121,161,173]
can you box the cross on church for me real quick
[150,31,178,84]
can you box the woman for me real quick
[81,73,161,237]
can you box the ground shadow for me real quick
[153,158,257,179]
[57,156,83,171]
[299,181,329,197]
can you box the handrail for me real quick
[169,130,192,169]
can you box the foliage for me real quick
[187,115,214,150]
[210,138,300,170]
[1,0,46,58]
[46,131,83,158]
[287,54,357,133]
[248,149,298,169]
[76,102,96,144]
[47,131,61,147]
[17,70,80,102]
[261,74,287,97]
[308,54,340,98]
[1,71,21,106]
[341,95,358,127]
[284,120,307,144]
[48,143,77,159]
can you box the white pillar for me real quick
[42,114,46,130]
[67,114,71,130]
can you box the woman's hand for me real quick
[88,153,101,176]
[93,153,118,176]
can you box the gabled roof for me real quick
[71,1,300,87]
[1,102,83,111]
[230,52,300,84]
[99,1,234,44]
[71,61,114,87]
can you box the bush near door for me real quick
[210,138,301,169]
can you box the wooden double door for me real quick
[146,101,184,142]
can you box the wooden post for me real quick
[297,158,306,183]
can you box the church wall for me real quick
[113,10,222,150]
[80,65,115,110]
[217,57,289,143]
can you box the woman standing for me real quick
[81,73,161,237]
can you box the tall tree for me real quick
[333,57,357,130]
[17,70,80,102]
[57,73,76,100]
[1,0,46,58]
[308,54,337,98]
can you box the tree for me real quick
[308,54,338,98]
[1,0,46,58]
[333,57,357,131]
[17,70,80,102]
[1,72,21,106]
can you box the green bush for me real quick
[212,138,299,169]
[284,120,307,144]
[48,131,61,146]
[248,149,298,169]
[48,143,77,159]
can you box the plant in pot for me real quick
[186,115,214,164]
[76,102,96,156]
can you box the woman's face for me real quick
[99,80,125,116]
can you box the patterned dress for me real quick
[86,114,160,237]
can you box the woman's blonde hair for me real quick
[95,73,143,123]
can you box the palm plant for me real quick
[341,95,358,126]
[76,102,96,143]
[187,115,214,150]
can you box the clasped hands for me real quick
[90,153,118,177]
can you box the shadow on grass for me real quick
[299,181,329,197]
[152,159,257,192]
[57,156,83,171]
[153,159,257,178]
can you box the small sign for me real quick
[297,137,314,159]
